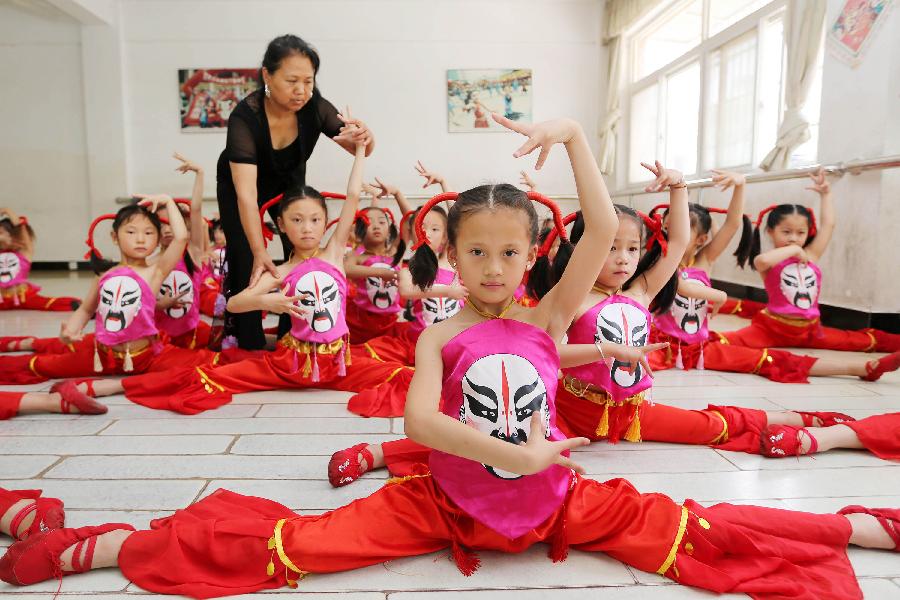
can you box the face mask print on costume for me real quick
[211,248,226,279]
[458,353,549,480]
[365,262,398,309]
[595,302,649,388]
[0,252,21,284]
[672,274,708,335]
[422,296,461,326]
[160,270,194,319]
[98,275,143,333]
[780,262,818,309]
[296,270,341,333]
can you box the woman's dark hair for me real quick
[89,203,161,274]
[260,34,323,106]
[409,183,537,289]
[654,203,752,267]
[354,207,402,266]
[736,203,815,270]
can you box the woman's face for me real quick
[278,197,326,254]
[264,53,315,112]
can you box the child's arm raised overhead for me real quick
[416,160,453,193]
[405,327,589,476]
[802,167,835,262]
[698,169,746,264]
[174,152,207,261]
[373,177,414,216]
[323,141,366,265]
[632,161,689,302]
[493,114,617,340]
[135,194,189,292]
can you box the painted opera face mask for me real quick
[366,262,399,309]
[421,296,461,326]
[98,275,142,332]
[779,262,818,309]
[159,270,194,319]
[0,252,21,284]
[295,271,341,333]
[595,302,649,388]
[458,353,550,480]
[671,275,708,335]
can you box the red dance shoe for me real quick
[862,351,900,382]
[50,381,107,415]
[761,424,818,458]
[796,411,855,428]
[8,494,65,541]
[328,443,374,487]
[837,506,900,551]
[0,336,33,352]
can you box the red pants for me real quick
[845,414,900,460]
[199,281,221,317]
[121,342,413,415]
[0,391,24,420]
[0,284,79,312]
[0,339,225,384]
[118,477,859,600]
[649,329,817,383]
[2,322,214,355]
[360,324,417,366]
[345,302,403,344]
[722,311,900,352]
[719,297,766,319]
[164,321,213,350]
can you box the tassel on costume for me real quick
[594,403,610,438]
[623,404,642,442]
[301,351,312,378]
[451,542,481,576]
[311,345,320,383]
[337,341,347,377]
[123,347,134,372]
[292,349,300,374]
[93,342,103,373]
[697,342,705,370]
[547,519,569,563]
[675,343,684,370]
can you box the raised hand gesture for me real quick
[264,282,310,320]
[335,106,372,149]
[133,193,173,213]
[173,152,202,174]
[519,170,538,191]
[493,114,579,170]
[519,415,589,475]
[371,176,400,198]
[806,167,830,195]
[414,161,445,189]
[603,341,669,378]
[641,161,684,193]
[710,169,745,190]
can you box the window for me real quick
[624,0,821,185]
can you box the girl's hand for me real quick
[362,182,381,198]
[157,287,192,310]
[377,268,398,283]
[250,251,280,288]
[59,322,83,345]
[604,342,668,378]
[372,176,400,197]
[519,415,589,475]
[335,107,372,149]
[264,282,310,320]
[493,114,579,170]
[445,283,469,300]
[174,152,202,174]
[641,161,684,193]
[519,170,537,191]
[134,193,173,213]
[806,167,830,195]
[710,169,745,190]
[414,161,445,189]
[796,246,810,265]
[709,290,728,317]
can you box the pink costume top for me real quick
[562,294,653,404]
[155,259,201,338]
[352,254,401,315]
[282,257,350,381]
[95,266,159,347]
[765,257,822,320]
[406,267,464,339]
[430,319,572,540]
[210,247,227,284]
[654,267,711,344]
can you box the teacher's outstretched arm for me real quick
[231,162,279,287]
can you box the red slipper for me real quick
[328,443,374,487]
[837,506,900,551]
[0,336,33,353]
[861,351,900,382]
[761,424,818,457]
[0,522,135,586]
[796,411,855,428]
[50,381,107,415]
[8,495,65,541]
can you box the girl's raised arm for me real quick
[699,169,746,264]
[803,168,835,262]
[174,152,207,259]
[137,194,189,290]
[325,125,366,262]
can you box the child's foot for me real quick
[862,351,900,382]
[761,424,818,457]
[50,381,107,415]
[2,494,65,541]
[838,506,900,551]
[0,336,33,352]
[328,443,374,487]
[796,411,854,427]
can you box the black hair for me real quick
[653,203,752,267]
[736,204,816,270]
[0,216,35,250]
[260,34,323,107]
[208,218,223,244]
[354,207,402,266]
[409,184,537,289]
[89,203,162,275]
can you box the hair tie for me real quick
[706,207,729,215]
[258,191,345,245]
[83,214,117,260]
[649,203,669,217]
[325,217,340,233]
[412,192,459,250]
[399,210,416,233]
[538,211,577,257]
[354,209,372,228]
[806,207,818,238]
[638,211,668,256]
[754,204,778,228]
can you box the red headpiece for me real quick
[637,210,668,256]
[83,214,117,260]
[538,211,578,257]
[755,204,817,237]
[399,209,416,233]
[258,192,347,245]
[649,203,669,217]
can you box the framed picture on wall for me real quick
[827,0,893,67]
[178,68,258,131]
[447,69,532,133]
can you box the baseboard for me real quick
[30,261,91,271]
[712,279,900,334]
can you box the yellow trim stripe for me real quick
[657,506,688,575]
[28,355,41,377]
[273,518,305,574]
[708,410,729,445]
[385,366,412,382]
[751,348,769,374]
[364,342,383,362]
[196,366,224,392]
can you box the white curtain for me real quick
[759,0,826,171]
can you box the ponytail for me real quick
[409,193,458,289]
[529,211,578,300]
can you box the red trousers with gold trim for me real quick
[0,284,79,312]
[199,281,220,317]
[117,477,859,599]
[164,321,213,350]
[719,298,766,319]
[359,324,417,366]
[345,302,404,344]
[0,391,24,420]
[649,329,817,383]
[721,311,900,352]
[121,343,413,415]
[844,414,900,460]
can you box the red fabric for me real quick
[649,329,817,383]
[122,344,412,416]
[0,487,42,517]
[0,285,79,312]
[166,321,213,350]
[382,438,431,477]
[719,298,766,319]
[345,302,403,344]
[118,476,859,600]
[721,311,899,352]
[0,391,24,420]
[360,325,416,366]
[845,413,900,460]
[198,283,219,317]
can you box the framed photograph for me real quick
[178,68,259,131]
[827,0,893,67]
[447,68,533,133]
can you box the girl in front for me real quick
[3,116,896,600]
[0,208,79,312]
[723,169,900,370]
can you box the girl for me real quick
[0,208,80,312]
[199,217,227,318]
[649,170,899,383]
[724,169,900,371]
[2,116,895,600]
[70,138,413,416]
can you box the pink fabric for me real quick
[284,258,349,344]
[94,266,159,347]
[654,267,711,345]
[429,319,572,540]
[154,259,201,338]
[0,251,32,289]
[765,258,822,320]
[406,267,464,338]
[563,294,653,404]
[352,255,401,315]
[210,247,226,283]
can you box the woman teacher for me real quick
[217,34,374,349]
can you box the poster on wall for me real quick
[447,69,532,133]
[827,0,893,67]
[178,68,258,131]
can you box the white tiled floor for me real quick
[1,272,898,599]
